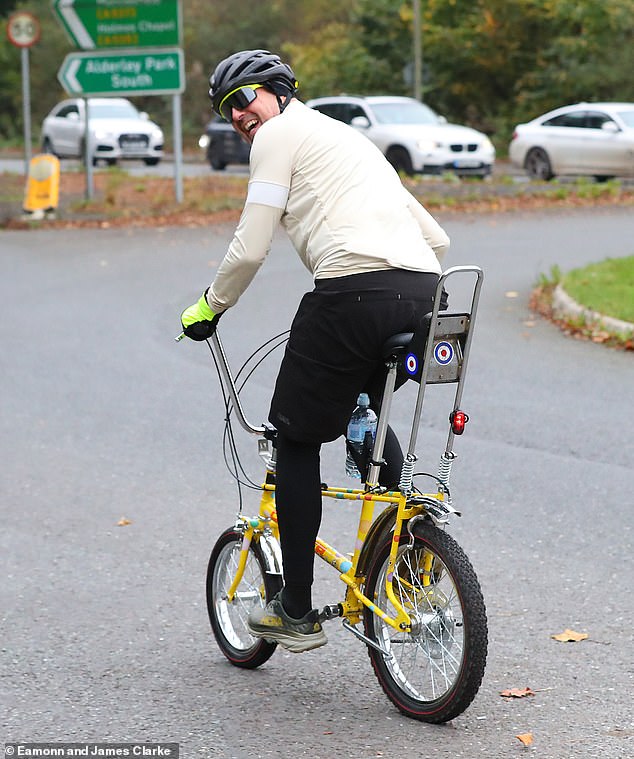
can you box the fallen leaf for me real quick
[500,687,535,698]
[505,291,519,298]
[551,628,588,642]
[117,517,132,526]
[516,733,533,747]
[523,320,536,327]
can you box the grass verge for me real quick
[563,256,634,324]
[531,260,634,351]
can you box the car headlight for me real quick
[198,134,210,149]
[481,136,495,152]
[94,129,113,140]
[152,129,163,140]
[416,139,441,153]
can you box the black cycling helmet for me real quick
[209,49,298,119]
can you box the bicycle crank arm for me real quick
[317,604,343,623]
[342,619,393,660]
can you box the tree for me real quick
[516,0,634,117]
[1,1,20,19]
[419,0,634,135]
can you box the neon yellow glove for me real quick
[180,290,222,341]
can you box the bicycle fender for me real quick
[356,504,398,578]
[258,533,283,577]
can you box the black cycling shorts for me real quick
[268,268,439,443]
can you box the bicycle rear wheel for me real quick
[363,520,487,722]
[206,527,282,669]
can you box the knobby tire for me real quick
[363,520,488,722]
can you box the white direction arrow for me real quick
[56,0,95,48]
[63,58,82,93]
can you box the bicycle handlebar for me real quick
[175,329,264,434]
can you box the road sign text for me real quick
[53,0,181,49]
[58,48,184,96]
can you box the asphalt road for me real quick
[2,207,633,758]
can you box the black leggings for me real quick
[275,426,403,618]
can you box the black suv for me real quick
[200,116,250,170]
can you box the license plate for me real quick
[453,159,481,168]
[120,136,146,148]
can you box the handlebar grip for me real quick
[175,332,186,342]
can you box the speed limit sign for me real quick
[7,11,41,48]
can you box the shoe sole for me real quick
[247,623,327,653]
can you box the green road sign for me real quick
[53,0,181,49]
[57,48,184,96]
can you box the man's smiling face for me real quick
[231,87,281,143]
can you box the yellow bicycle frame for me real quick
[227,477,446,633]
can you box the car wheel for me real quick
[524,148,554,181]
[594,175,614,183]
[42,137,56,156]
[209,151,227,171]
[106,158,118,167]
[386,147,414,175]
[143,157,160,166]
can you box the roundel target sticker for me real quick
[434,341,454,365]
[405,353,418,375]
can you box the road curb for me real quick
[552,284,634,337]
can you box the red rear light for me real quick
[511,130,518,141]
[450,410,469,435]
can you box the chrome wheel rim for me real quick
[212,540,266,651]
[373,546,465,702]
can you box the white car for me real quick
[509,102,634,181]
[41,97,164,166]
[306,95,495,177]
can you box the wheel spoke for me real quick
[212,540,265,649]
[207,529,283,668]
[374,545,465,701]
[363,523,487,721]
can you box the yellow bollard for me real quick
[23,153,60,219]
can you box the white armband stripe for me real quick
[246,180,289,209]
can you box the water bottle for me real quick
[345,393,378,479]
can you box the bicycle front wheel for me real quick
[363,520,487,722]
[206,527,282,669]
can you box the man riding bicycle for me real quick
[181,49,449,653]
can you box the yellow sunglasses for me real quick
[218,84,263,121]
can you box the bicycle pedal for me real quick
[317,604,342,623]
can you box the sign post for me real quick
[6,11,41,174]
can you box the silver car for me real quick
[306,95,495,177]
[41,97,164,166]
[509,102,634,181]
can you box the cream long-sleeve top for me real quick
[206,99,449,314]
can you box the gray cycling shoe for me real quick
[247,592,328,653]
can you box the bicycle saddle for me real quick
[382,313,432,360]
[381,332,414,359]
